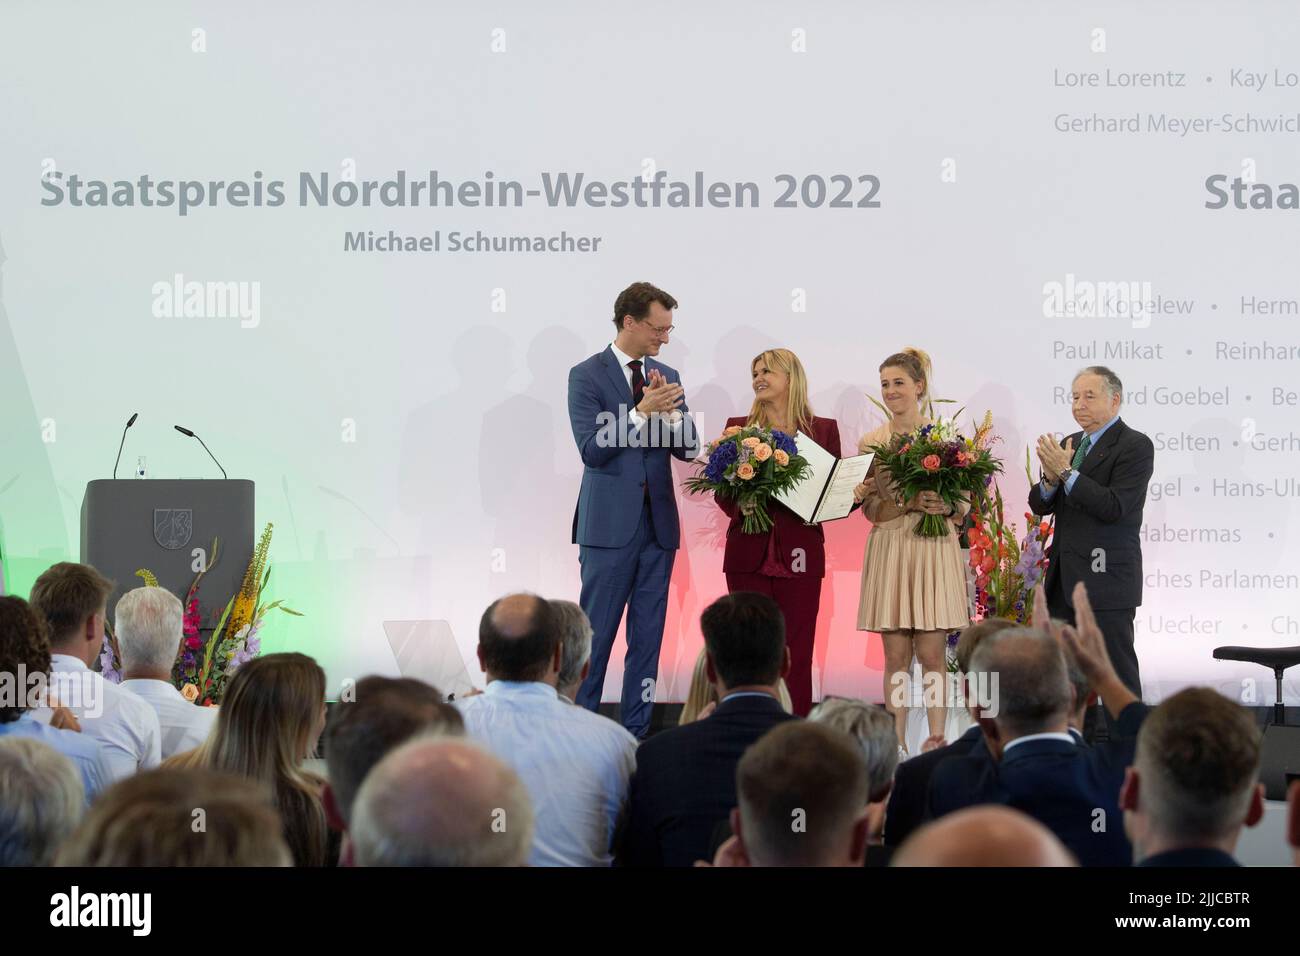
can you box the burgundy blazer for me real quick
[715,415,842,578]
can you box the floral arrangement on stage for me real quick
[867,413,1002,537]
[99,522,300,704]
[967,448,1055,625]
[684,424,812,534]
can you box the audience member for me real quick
[115,586,219,759]
[717,722,870,867]
[29,562,162,779]
[0,737,84,866]
[0,596,111,802]
[550,599,593,703]
[321,676,463,865]
[618,591,796,867]
[926,583,1148,866]
[457,593,636,866]
[679,646,793,725]
[350,736,533,866]
[883,617,1017,847]
[893,806,1077,867]
[174,652,333,866]
[1121,687,1264,866]
[809,697,898,865]
[55,767,291,866]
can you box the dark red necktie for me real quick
[628,360,646,407]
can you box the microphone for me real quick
[112,413,138,479]
[174,425,228,479]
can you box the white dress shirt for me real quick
[120,678,219,759]
[609,341,684,431]
[48,654,162,781]
[1002,731,1077,754]
[456,680,637,867]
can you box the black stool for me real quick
[1213,644,1300,799]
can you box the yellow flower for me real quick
[737,462,756,480]
[181,683,199,702]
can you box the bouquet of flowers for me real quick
[867,414,1002,537]
[967,449,1055,624]
[98,522,300,704]
[684,424,812,533]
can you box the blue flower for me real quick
[771,430,798,456]
[704,441,738,482]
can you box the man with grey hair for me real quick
[550,599,592,703]
[1121,688,1264,866]
[809,698,897,864]
[1029,364,1153,738]
[350,736,534,867]
[0,737,84,866]
[116,586,218,758]
[926,582,1150,866]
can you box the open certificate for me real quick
[773,431,874,524]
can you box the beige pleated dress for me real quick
[856,423,971,633]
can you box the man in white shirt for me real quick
[115,586,218,759]
[457,593,637,867]
[29,563,162,780]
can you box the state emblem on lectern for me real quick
[153,508,193,550]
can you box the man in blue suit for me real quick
[567,282,698,738]
[926,582,1149,866]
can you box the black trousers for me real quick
[1047,576,1140,741]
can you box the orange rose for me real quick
[722,426,743,439]
[773,449,790,466]
[741,436,761,448]
[736,462,756,480]
[922,454,941,472]
[181,683,199,702]
[754,443,772,461]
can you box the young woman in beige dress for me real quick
[853,348,971,753]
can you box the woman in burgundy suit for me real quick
[714,348,841,716]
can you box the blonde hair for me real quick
[678,647,794,725]
[747,349,815,435]
[186,653,331,866]
[879,346,933,411]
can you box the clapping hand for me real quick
[1036,434,1074,482]
[638,369,684,415]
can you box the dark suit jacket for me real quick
[926,702,1150,867]
[616,694,797,867]
[1138,847,1240,867]
[883,725,988,848]
[714,416,841,578]
[568,346,698,550]
[1027,417,1154,611]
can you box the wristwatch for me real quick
[1057,466,1074,485]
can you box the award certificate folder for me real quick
[773,431,873,524]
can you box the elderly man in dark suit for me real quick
[616,592,797,867]
[1030,365,1154,737]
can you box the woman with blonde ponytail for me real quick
[853,347,970,754]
